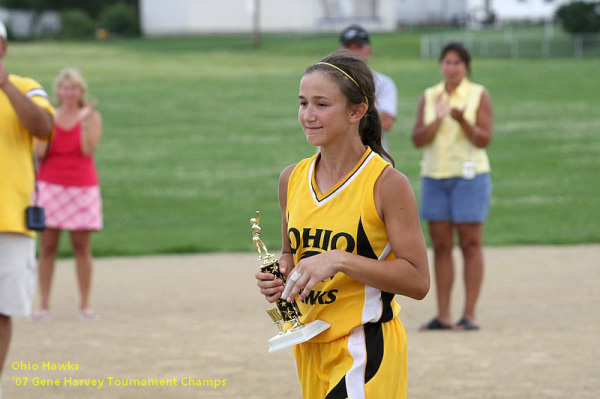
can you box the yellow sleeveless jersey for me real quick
[0,75,54,237]
[287,147,401,343]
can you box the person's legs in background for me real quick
[451,174,491,329]
[457,223,484,327]
[429,221,455,327]
[0,314,11,376]
[71,231,92,310]
[70,231,97,319]
[419,177,459,329]
[36,228,61,316]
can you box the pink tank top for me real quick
[38,122,99,186]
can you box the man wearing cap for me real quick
[0,20,54,391]
[339,24,398,150]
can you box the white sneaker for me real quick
[77,308,100,321]
[31,309,52,322]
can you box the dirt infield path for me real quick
[4,245,599,398]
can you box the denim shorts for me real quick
[420,173,492,223]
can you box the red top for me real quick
[38,122,99,186]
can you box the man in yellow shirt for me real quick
[0,20,54,389]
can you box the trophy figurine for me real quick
[251,211,330,352]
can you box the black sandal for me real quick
[455,318,480,331]
[420,317,452,331]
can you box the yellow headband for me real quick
[316,62,369,107]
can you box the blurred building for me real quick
[140,0,398,36]
[395,0,469,27]
[396,0,571,27]
[139,0,572,36]
[0,7,60,39]
[480,0,570,21]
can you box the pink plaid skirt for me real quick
[37,181,103,231]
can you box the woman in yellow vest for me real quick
[411,42,493,331]
[256,51,430,398]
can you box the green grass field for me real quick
[5,30,599,256]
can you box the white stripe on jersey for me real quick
[346,326,367,399]
[362,242,392,324]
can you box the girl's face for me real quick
[298,71,354,147]
[440,50,467,86]
[57,78,83,107]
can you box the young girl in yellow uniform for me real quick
[256,51,430,399]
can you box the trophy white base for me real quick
[268,320,331,353]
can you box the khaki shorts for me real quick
[0,233,36,317]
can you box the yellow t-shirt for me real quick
[0,74,54,237]
[286,147,401,343]
[420,78,490,178]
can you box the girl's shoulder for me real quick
[374,166,415,219]
[280,163,298,182]
[377,165,410,189]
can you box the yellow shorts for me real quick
[293,318,407,399]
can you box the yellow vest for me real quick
[0,75,54,237]
[421,78,490,178]
[287,147,401,343]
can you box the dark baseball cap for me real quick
[340,25,370,46]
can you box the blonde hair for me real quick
[53,68,88,108]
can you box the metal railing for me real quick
[421,32,600,58]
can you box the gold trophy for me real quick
[251,211,330,352]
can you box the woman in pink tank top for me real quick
[33,69,103,322]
